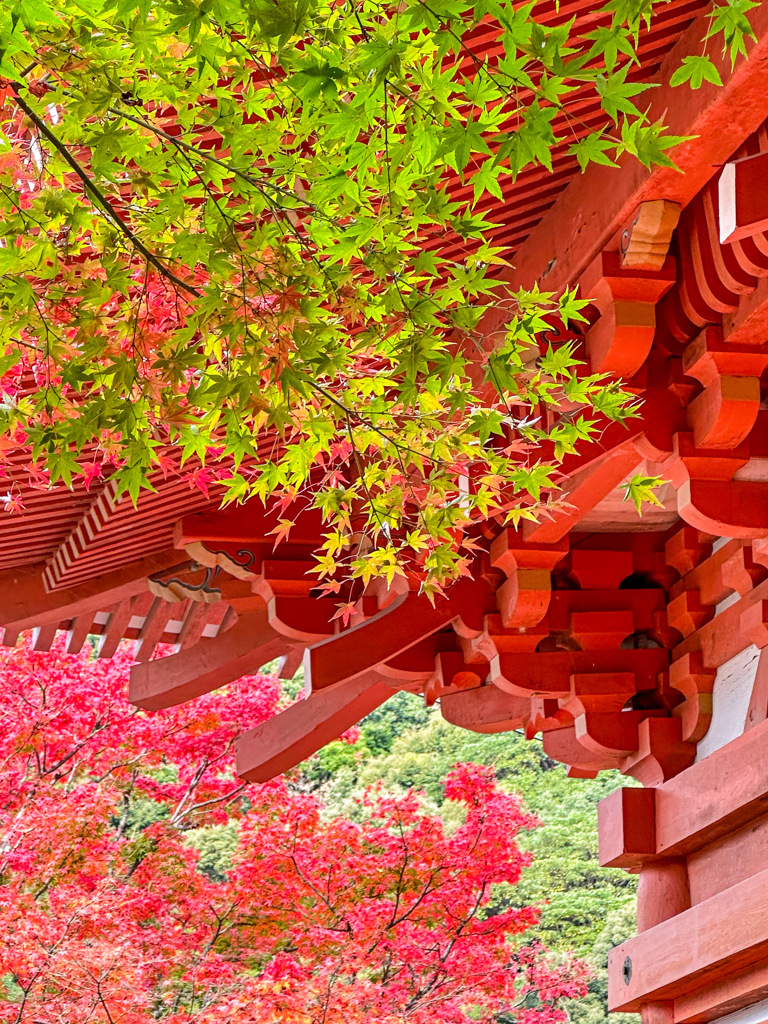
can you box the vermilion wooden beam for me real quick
[440,684,529,734]
[97,597,139,660]
[523,443,643,544]
[609,865,768,1012]
[655,716,768,858]
[668,537,752,609]
[176,500,325,547]
[598,787,656,870]
[724,271,768,346]
[485,1,768,307]
[305,579,494,691]
[674,962,768,1024]
[675,575,768,668]
[490,647,668,697]
[673,474,768,539]
[579,251,676,375]
[0,550,184,634]
[598,717,768,865]
[520,384,686,545]
[682,327,768,448]
[133,598,177,661]
[130,604,299,711]
[65,611,98,655]
[236,674,395,782]
[490,530,568,629]
[305,594,456,691]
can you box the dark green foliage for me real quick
[298,690,435,785]
[569,903,639,1024]
[185,823,240,882]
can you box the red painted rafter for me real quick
[494,0,768,304]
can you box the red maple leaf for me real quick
[331,600,358,627]
[81,460,103,491]
[187,466,214,498]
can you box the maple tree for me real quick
[0,0,756,591]
[0,637,590,1023]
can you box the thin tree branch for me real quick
[10,85,201,297]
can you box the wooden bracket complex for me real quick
[108,507,758,788]
[682,326,768,449]
[620,200,682,271]
[10,130,768,794]
[579,250,676,376]
[7,134,768,798]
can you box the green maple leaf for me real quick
[621,118,692,169]
[596,67,651,122]
[669,54,723,89]
[439,119,494,177]
[705,0,759,67]
[622,473,664,513]
[569,133,617,172]
[584,24,639,72]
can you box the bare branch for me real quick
[10,85,200,297]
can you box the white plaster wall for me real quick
[712,536,732,553]
[695,644,761,761]
[714,590,742,616]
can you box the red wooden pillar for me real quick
[635,858,690,933]
[600,718,768,1024]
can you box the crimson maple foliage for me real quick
[0,638,588,1023]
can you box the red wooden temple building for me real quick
[4,3,768,1024]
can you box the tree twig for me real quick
[11,85,201,297]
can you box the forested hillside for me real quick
[290,689,640,1024]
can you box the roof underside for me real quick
[434,0,710,261]
[2,0,768,789]
[0,0,712,586]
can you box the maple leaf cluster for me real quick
[0,0,736,590]
[0,638,589,1023]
